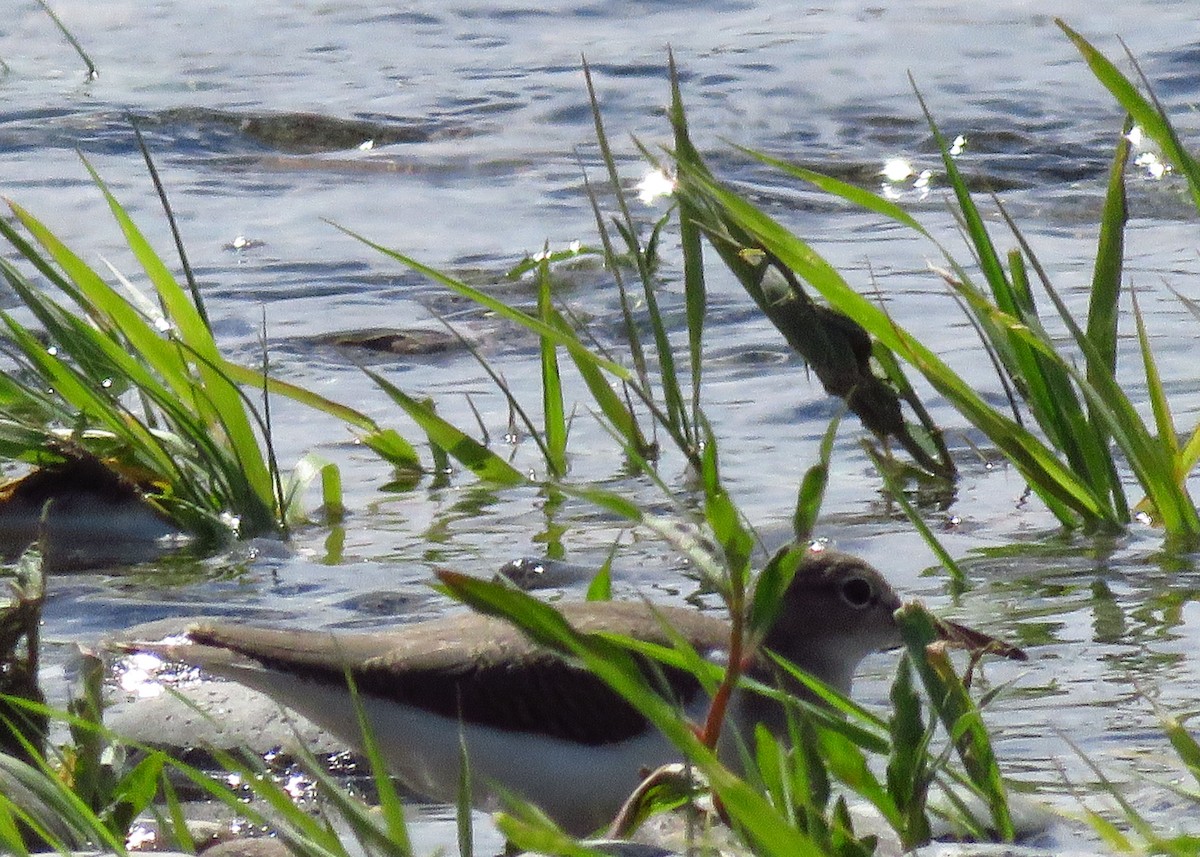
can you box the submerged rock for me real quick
[307,327,466,356]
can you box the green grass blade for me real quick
[364,368,526,486]
[0,315,169,472]
[588,58,689,442]
[343,673,412,855]
[457,726,474,857]
[1162,714,1200,791]
[674,165,1114,527]
[864,446,965,588]
[670,52,709,428]
[886,654,933,848]
[817,726,901,831]
[896,604,1014,840]
[699,420,754,597]
[1086,120,1131,377]
[917,94,1115,503]
[1029,262,1198,535]
[749,543,807,644]
[538,256,568,477]
[6,201,195,398]
[218,360,381,431]
[987,202,1129,520]
[1003,250,1119,504]
[330,221,631,381]
[1057,20,1200,209]
[910,79,1013,312]
[564,344,650,455]
[80,158,275,508]
[33,0,96,77]
[793,413,838,540]
[1133,288,1176,459]
[0,797,31,857]
[131,121,209,330]
[734,144,929,238]
[437,570,829,857]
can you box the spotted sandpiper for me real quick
[117,549,1025,834]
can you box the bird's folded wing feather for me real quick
[118,609,712,746]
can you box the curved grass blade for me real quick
[586,58,690,445]
[1057,20,1200,209]
[537,255,568,477]
[364,368,526,486]
[438,570,830,857]
[896,604,1015,840]
[673,164,1115,528]
[733,144,929,238]
[794,412,839,540]
[80,158,275,509]
[329,221,631,381]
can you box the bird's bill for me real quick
[933,616,1028,661]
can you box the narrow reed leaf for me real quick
[202,752,343,857]
[1162,715,1200,790]
[754,725,788,814]
[159,775,194,854]
[586,58,689,442]
[817,726,901,830]
[586,543,616,601]
[494,809,605,857]
[670,59,708,429]
[364,368,526,486]
[330,221,631,380]
[560,339,651,456]
[538,255,569,476]
[865,445,965,588]
[674,164,1114,527]
[578,126,650,396]
[1062,731,1159,845]
[1057,20,1200,209]
[990,201,1127,517]
[6,201,193,398]
[344,672,412,856]
[505,243,601,280]
[886,654,933,848]
[1087,120,1131,378]
[794,413,839,540]
[457,727,474,857]
[762,658,890,740]
[734,144,929,237]
[34,0,96,77]
[749,543,807,643]
[897,605,1014,840]
[1132,288,1176,459]
[1031,261,1198,535]
[218,360,382,432]
[1080,808,1137,852]
[0,799,31,857]
[80,158,275,507]
[700,423,754,595]
[910,79,1013,311]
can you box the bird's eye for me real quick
[841,576,874,607]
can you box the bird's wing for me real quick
[122,606,712,746]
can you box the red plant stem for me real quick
[701,596,748,749]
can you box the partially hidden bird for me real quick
[116,548,1026,834]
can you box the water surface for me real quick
[5,1,1200,851]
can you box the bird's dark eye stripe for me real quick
[842,577,874,607]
